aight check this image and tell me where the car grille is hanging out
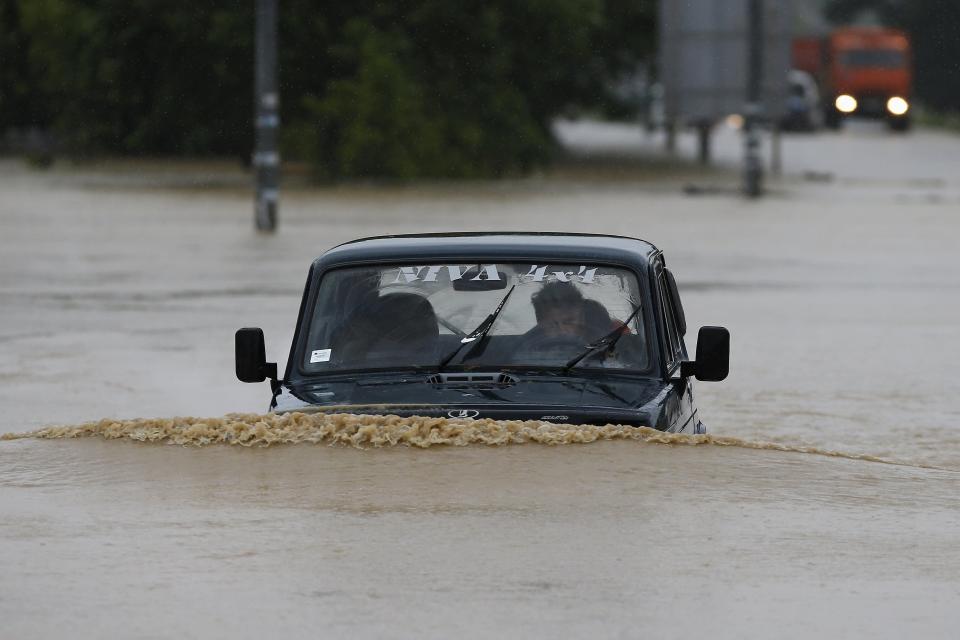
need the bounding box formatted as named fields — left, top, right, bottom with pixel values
left=426, top=372, right=519, bottom=387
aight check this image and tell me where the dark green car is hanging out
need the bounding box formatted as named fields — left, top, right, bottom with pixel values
left=236, top=233, right=729, bottom=432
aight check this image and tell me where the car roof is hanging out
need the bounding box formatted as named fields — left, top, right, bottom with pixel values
left=314, top=232, right=661, bottom=269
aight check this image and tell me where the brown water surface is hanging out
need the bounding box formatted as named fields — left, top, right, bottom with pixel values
left=2, top=434, right=958, bottom=640
left=3, top=122, right=960, bottom=637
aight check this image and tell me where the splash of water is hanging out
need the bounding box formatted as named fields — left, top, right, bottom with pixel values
left=1, top=412, right=942, bottom=470
left=0, top=412, right=648, bottom=447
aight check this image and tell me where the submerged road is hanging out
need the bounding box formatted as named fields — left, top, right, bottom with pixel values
left=1, top=121, right=959, bottom=638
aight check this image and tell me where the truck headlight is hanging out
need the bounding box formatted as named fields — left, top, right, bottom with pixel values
left=835, top=95, right=857, bottom=114
left=886, top=97, right=909, bottom=116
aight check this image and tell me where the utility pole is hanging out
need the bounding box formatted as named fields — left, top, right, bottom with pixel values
left=696, top=121, right=712, bottom=165
left=770, top=122, right=782, bottom=177
left=664, top=120, right=677, bottom=153
left=743, top=0, right=764, bottom=198
left=254, top=0, right=279, bottom=232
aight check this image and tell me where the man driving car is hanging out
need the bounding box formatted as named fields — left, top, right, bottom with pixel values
left=522, top=282, right=630, bottom=366
left=529, top=281, right=590, bottom=339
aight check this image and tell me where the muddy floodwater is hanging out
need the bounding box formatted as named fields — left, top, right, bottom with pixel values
left=2, top=122, right=960, bottom=638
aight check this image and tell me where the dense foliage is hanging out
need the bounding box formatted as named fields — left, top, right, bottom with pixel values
left=0, top=0, right=655, bottom=177
left=0, top=1, right=43, bottom=128
left=825, top=0, right=960, bottom=113
left=2, top=0, right=253, bottom=155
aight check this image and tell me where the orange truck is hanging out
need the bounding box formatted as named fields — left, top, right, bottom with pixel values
left=793, top=27, right=912, bottom=131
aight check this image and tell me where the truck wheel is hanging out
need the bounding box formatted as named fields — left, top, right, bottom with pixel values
left=889, top=116, right=911, bottom=132
left=824, top=109, right=842, bottom=130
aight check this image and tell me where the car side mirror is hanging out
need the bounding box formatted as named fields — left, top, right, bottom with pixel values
left=235, top=328, right=277, bottom=383
left=681, top=326, right=729, bottom=381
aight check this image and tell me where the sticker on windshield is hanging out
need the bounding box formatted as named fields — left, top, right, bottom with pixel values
left=393, top=264, right=501, bottom=284
left=310, top=348, right=332, bottom=363
left=390, top=264, right=600, bottom=285
left=521, top=265, right=597, bottom=284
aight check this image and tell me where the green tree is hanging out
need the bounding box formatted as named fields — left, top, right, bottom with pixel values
left=0, top=0, right=50, bottom=129
left=19, top=0, right=253, bottom=154
left=4, top=0, right=656, bottom=176
left=286, top=0, right=655, bottom=178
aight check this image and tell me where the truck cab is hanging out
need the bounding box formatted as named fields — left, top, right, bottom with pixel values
left=826, top=27, right=912, bottom=130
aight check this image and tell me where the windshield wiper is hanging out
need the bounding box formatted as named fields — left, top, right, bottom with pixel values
left=436, top=316, right=467, bottom=339
left=437, top=285, right=516, bottom=370
left=561, top=304, right=643, bottom=373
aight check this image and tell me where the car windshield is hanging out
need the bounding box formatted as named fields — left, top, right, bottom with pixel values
left=302, top=262, right=650, bottom=374
left=839, top=48, right=906, bottom=69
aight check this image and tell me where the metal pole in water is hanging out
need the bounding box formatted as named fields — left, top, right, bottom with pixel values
left=665, top=120, right=677, bottom=153
left=254, top=0, right=279, bottom=232
left=743, top=0, right=764, bottom=198
left=697, top=121, right=712, bottom=165
left=770, top=122, right=782, bottom=177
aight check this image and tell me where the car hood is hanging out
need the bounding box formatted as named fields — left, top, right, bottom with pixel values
left=274, top=373, right=669, bottom=427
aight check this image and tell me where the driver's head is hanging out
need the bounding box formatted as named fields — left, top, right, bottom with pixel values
left=531, top=281, right=586, bottom=338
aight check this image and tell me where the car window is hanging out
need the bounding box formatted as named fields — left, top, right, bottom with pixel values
left=656, top=269, right=682, bottom=370
left=301, top=262, right=652, bottom=374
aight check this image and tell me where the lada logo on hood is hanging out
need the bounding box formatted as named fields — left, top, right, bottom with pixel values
left=447, top=409, right=480, bottom=419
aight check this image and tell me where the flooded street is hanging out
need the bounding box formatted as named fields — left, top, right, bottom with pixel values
left=3, top=437, right=958, bottom=639
left=3, top=121, right=960, bottom=637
